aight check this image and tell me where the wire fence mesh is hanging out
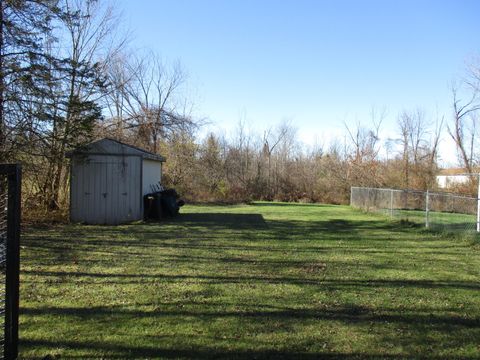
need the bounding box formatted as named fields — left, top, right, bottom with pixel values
left=351, top=186, right=478, bottom=233
left=0, top=176, right=8, bottom=357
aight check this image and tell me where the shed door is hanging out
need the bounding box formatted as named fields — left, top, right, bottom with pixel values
left=71, top=156, right=142, bottom=224
left=105, top=160, right=141, bottom=224
left=71, top=161, right=107, bottom=224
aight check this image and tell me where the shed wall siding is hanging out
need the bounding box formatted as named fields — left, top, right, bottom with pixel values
left=70, top=155, right=142, bottom=224
left=142, top=159, right=162, bottom=195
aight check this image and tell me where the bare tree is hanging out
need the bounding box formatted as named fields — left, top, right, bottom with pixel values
left=428, top=113, right=443, bottom=176
left=398, top=113, right=411, bottom=187
left=105, top=52, right=198, bottom=153
left=224, top=119, right=254, bottom=192
left=261, top=121, right=292, bottom=198
left=344, top=121, right=380, bottom=164
left=343, top=109, right=384, bottom=188
left=397, top=109, right=443, bottom=189
left=448, top=83, right=480, bottom=173
left=102, top=52, right=133, bottom=138
left=344, top=108, right=384, bottom=165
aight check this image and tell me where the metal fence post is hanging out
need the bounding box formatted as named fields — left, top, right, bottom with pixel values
left=390, top=189, right=393, bottom=218
left=425, top=190, right=429, bottom=228
left=4, top=164, right=21, bottom=360
left=477, top=176, right=480, bottom=233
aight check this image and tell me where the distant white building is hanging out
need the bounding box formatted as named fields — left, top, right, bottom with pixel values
left=436, top=168, right=471, bottom=189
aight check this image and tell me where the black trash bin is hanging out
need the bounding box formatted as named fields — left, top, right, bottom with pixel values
left=144, top=188, right=184, bottom=220
left=144, top=192, right=162, bottom=220
left=160, top=189, right=180, bottom=217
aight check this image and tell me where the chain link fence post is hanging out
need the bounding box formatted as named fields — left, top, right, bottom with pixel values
left=477, top=175, right=480, bottom=233
left=425, top=190, right=429, bottom=228
left=0, top=164, right=21, bottom=360
left=390, top=189, right=393, bottom=219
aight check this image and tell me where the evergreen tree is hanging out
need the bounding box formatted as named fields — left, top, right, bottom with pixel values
left=0, top=0, right=59, bottom=160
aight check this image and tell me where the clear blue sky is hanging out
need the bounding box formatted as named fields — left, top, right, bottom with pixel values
left=117, top=0, right=479, bottom=163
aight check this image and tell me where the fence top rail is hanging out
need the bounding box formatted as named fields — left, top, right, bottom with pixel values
left=351, top=187, right=424, bottom=194
left=428, top=192, right=478, bottom=201
left=351, top=186, right=478, bottom=201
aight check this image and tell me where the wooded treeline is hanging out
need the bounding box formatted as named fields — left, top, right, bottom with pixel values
left=1, top=0, right=479, bottom=217
left=138, top=113, right=444, bottom=204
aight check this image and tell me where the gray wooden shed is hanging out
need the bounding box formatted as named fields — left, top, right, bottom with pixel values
left=68, top=138, right=166, bottom=225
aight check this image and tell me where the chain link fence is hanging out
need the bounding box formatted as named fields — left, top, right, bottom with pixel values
left=351, top=186, right=478, bottom=233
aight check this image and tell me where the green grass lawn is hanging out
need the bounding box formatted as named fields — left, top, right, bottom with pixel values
left=20, top=203, right=480, bottom=359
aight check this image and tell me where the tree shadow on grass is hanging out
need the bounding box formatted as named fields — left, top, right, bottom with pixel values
left=176, top=212, right=268, bottom=230
left=24, top=338, right=471, bottom=360
left=22, top=269, right=480, bottom=291
left=21, top=212, right=463, bottom=274
left=250, top=202, right=337, bottom=208
left=24, top=212, right=427, bottom=244
left=164, top=213, right=388, bottom=241
left=20, top=303, right=480, bottom=328
left=20, top=302, right=480, bottom=359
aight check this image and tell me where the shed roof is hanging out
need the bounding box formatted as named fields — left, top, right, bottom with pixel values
left=67, top=138, right=166, bottom=162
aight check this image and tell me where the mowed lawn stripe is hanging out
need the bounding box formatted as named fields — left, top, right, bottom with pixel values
left=20, top=202, right=480, bottom=359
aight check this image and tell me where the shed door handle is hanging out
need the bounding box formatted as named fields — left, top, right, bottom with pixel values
left=102, top=193, right=107, bottom=198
